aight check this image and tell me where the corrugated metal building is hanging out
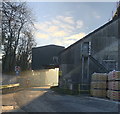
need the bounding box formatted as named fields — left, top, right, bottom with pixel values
left=59, top=16, right=120, bottom=93
left=32, top=45, right=65, bottom=70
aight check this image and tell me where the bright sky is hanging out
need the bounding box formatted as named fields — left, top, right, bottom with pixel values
left=27, top=2, right=117, bottom=48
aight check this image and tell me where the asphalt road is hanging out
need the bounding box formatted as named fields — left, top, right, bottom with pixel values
left=13, top=87, right=120, bottom=113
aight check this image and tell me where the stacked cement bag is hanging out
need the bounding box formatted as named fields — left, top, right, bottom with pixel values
left=91, top=73, right=108, bottom=98
left=107, top=71, right=120, bottom=101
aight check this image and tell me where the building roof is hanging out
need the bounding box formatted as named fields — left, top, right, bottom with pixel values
left=32, top=44, right=65, bottom=50
left=59, top=16, right=120, bottom=55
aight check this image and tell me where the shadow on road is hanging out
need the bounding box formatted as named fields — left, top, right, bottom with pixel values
left=13, top=86, right=55, bottom=112
left=13, top=86, right=120, bottom=113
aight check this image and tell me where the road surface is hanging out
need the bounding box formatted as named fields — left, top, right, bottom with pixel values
left=12, top=86, right=120, bottom=113
left=1, top=90, right=24, bottom=113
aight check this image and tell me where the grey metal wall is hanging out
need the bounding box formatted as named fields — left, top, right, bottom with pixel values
left=118, top=18, right=120, bottom=70
left=59, top=17, right=119, bottom=90
left=32, top=45, right=64, bottom=70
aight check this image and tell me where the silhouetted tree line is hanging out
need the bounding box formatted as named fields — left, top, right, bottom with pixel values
left=113, top=1, right=120, bottom=20
left=2, top=2, right=36, bottom=73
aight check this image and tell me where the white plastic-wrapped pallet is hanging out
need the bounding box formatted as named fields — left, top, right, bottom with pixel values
left=91, top=73, right=108, bottom=81
left=107, top=71, right=120, bottom=101
left=91, top=73, right=108, bottom=98
left=108, top=70, right=120, bottom=81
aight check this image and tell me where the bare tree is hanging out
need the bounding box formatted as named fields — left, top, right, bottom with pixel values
left=2, top=2, right=36, bottom=73
left=17, top=29, right=36, bottom=70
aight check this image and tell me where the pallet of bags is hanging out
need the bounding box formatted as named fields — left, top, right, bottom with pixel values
left=108, top=71, right=120, bottom=81
left=107, top=90, right=120, bottom=101
left=91, top=89, right=107, bottom=97
left=108, top=81, right=120, bottom=90
left=91, top=73, right=107, bottom=81
left=91, top=73, right=108, bottom=98
left=107, top=71, right=120, bottom=101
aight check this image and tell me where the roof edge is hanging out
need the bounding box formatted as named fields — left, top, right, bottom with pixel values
left=32, top=44, right=65, bottom=50
left=59, top=17, right=120, bottom=55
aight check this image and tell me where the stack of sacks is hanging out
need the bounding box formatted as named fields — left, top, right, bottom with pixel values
left=91, top=73, right=108, bottom=98
left=107, top=71, right=120, bottom=101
